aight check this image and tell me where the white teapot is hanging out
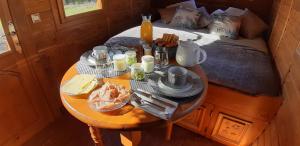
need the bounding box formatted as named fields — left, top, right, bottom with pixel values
left=176, top=40, right=207, bottom=67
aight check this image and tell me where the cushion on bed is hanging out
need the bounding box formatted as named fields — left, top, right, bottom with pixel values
left=208, top=13, right=242, bottom=39
left=159, top=7, right=177, bottom=24
left=224, top=7, right=246, bottom=17
left=211, top=9, right=225, bottom=15
left=167, top=0, right=197, bottom=9
left=197, top=7, right=212, bottom=28
left=170, top=7, right=201, bottom=29
left=240, top=9, right=268, bottom=39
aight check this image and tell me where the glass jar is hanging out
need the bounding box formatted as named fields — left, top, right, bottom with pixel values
left=142, top=55, right=154, bottom=73
left=131, top=63, right=145, bottom=81
left=113, top=54, right=126, bottom=71
left=125, top=51, right=137, bottom=67
left=140, top=15, right=153, bottom=45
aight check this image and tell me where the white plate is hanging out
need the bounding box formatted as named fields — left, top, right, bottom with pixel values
left=88, top=88, right=131, bottom=112
left=157, top=70, right=204, bottom=98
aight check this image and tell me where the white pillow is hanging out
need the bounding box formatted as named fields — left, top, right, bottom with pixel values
left=211, top=9, right=225, bottom=15
left=167, top=0, right=197, bottom=9
left=170, top=7, right=201, bottom=29
left=225, top=7, right=246, bottom=17
left=209, top=13, right=242, bottom=39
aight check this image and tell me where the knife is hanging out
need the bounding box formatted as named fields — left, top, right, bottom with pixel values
left=134, top=91, right=168, bottom=110
left=136, top=88, right=178, bottom=108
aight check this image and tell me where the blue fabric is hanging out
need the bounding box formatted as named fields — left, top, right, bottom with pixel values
left=200, top=41, right=280, bottom=96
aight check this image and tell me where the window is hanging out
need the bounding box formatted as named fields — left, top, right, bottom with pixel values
left=0, top=20, right=10, bottom=54
left=62, top=0, right=102, bottom=17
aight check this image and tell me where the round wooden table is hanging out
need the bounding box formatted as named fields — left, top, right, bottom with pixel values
left=60, top=63, right=208, bottom=146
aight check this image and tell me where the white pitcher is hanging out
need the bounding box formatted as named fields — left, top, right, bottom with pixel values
left=176, top=40, right=207, bottom=67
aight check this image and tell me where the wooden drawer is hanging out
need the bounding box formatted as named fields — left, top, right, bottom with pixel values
left=177, top=106, right=207, bottom=134
left=211, top=113, right=251, bottom=146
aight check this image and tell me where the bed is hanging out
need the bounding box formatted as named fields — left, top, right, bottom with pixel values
left=105, top=20, right=281, bottom=96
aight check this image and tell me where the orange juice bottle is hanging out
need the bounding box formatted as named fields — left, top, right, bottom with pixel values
left=140, top=15, right=153, bottom=45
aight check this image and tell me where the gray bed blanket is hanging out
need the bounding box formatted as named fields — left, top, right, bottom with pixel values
left=199, top=41, right=280, bottom=96
left=104, top=22, right=280, bottom=96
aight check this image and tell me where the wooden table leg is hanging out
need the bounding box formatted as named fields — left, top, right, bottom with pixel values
left=166, top=122, right=173, bottom=141
left=120, top=131, right=141, bottom=146
left=88, top=125, right=104, bottom=146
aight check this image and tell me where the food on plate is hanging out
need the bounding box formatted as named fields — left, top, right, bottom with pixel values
left=154, top=33, right=179, bottom=48
left=88, top=82, right=130, bottom=111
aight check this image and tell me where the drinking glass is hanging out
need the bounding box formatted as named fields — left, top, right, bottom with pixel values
left=154, top=47, right=169, bottom=69
left=94, top=54, right=104, bottom=77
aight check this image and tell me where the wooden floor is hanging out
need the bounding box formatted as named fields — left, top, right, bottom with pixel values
left=23, top=114, right=223, bottom=146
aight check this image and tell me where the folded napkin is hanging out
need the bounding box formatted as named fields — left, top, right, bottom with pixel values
left=61, top=74, right=98, bottom=95
left=130, top=80, right=178, bottom=120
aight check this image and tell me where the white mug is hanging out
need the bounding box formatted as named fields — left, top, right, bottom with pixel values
left=176, top=40, right=207, bottom=67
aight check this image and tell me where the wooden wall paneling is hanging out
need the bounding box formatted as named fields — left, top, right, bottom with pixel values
left=274, top=83, right=300, bottom=146
left=30, top=56, right=61, bottom=117
left=270, top=120, right=280, bottom=146
left=257, top=132, right=265, bottom=146
left=290, top=45, right=300, bottom=92
left=29, top=10, right=57, bottom=51
left=269, top=0, right=294, bottom=54
left=33, top=29, right=57, bottom=50
left=131, top=0, right=151, bottom=25
left=29, top=11, right=56, bottom=33
left=107, top=0, right=137, bottom=36
left=263, top=1, right=300, bottom=145
left=23, top=0, right=51, bottom=14
left=273, top=26, right=298, bottom=80
left=7, top=0, right=37, bottom=56
left=270, top=0, right=282, bottom=27
left=0, top=62, right=53, bottom=145
left=108, top=0, right=131, bottom=12
left=273, top=2, right=300, bottom=80
left=263, top=124, right=272, bottom=146
left=250, top=119, right=280, bottom=146
left=251, top=139, right=258, bottom=146
left=108, top=11, right=133, bottom=36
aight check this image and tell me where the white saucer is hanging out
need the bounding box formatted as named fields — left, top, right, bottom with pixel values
left=157, top=70, right=204, bottom=98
